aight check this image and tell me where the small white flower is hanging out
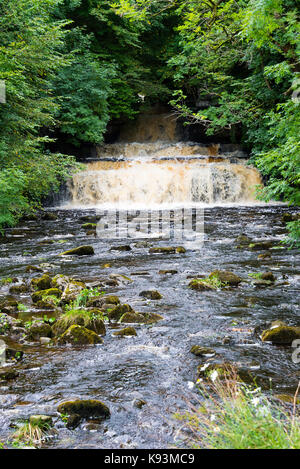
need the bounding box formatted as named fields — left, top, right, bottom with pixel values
left=210, top=414, right=216, bottom=422
left=210, top=370, right=219, bottom=382
left=252, top=397, right=260, bottom=407
left=257, top=405, right=270, bottom=417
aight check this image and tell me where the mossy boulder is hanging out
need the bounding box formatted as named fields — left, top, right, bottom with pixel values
left=31, top=288, right=62, bottom=303
left=209, top=270, right=242, bottom=286
left=0, top=313, right=16, bottom=334
left=139, top=290, right=162, bottom=300
left=188, top=279, right=216, bottom=291
left=120, top=312, right=163, bottom=324
left=110, top=245, right=131, bottom=251
left=261, top=271, right=276, bottom=282
left=113, top=327, right=137, bottom=337
left=87, top=295, right=120, bottom=309
left=31, top=274, right=52, bottom=291
left=257, top=253, right=271, bottom=260
left=248, top=241, right=273, bottom=251
left=159, top=269, right=178, bottom=275
left=190, top=345, right=216, bottom=357
left=81, top=223, right=97, bottom=230
left=60, top=281, right=86, bottom=303
left=9, top=284, right=29, bottom=294
left=261, top=323, right=300, bottom=345
left=41, top=212, right=57, bottom=221
left=57, top=325, right=103, bottom=345
left=57, top=399, right=110, bottom=419
left=107, top=304, right=134, bottom=322
left=26, top=321, right=52, bottom=341
left=149, top=246, right=185, bottom=254
left=235, top=234, right=252, bottom=245
left=0, top=297, right=19, bottom=314
left=53, top=311, right=106, bottom=336
left=25, top=265, right=43, bottom=273
left=61, top=245, right=95, bottom=256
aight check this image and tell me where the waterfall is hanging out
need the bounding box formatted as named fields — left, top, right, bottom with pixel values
left=69, top=141, right=262, bottom=208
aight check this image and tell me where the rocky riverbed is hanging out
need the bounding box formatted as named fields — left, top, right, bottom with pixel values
left=0, top=204, right=299, bottom=448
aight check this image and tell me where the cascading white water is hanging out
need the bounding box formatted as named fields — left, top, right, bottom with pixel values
left=69, top=141, right=262, bottom=208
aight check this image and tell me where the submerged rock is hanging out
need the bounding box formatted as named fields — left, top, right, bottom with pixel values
left=110, top=245, right=131, bottom=251
left=41, top=212, right=57, bottom=221
left=139, top=290, right=162, bottom=300
left=188, top=279, right=216, bottom=291
left=261, top=322, right=300, bottom=345
left=57, top=325, right=103, bottom=345
left=235, top=234, right=252, bottom=245
left=248, top=241, right=273, bottom=251
left=87, top=295, right=120, bottom=309
left=9, top=284, right=29, bottom=294
left=159, top=269, right=178, bottom=275
left=0, top=368, right=19, bottom=381
left=57, top=399, right=110, bottom=419
left=190, top=345, right=216, bottom=357
left=120, top=312, right=163, bottom=324
left=60, top=245, right=95, bottom=256
left=149, top=246, right=185, bottom=254
left=113, top=327, right=137, bottom=337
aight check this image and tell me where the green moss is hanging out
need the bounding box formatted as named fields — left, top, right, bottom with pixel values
left=31, top=288, right=62, bottom=303
left=113, top=326, right=137, bottom=337
left=139, top=290, right=163, bottom=300
left=60, top=245, right=95, bottom=256
left=57, top=325, right=103, bottom=345
left=261, top=325, right=300, bottom=345
left=107, top=304, right=134, bottom=322
left=209, top=270, right=242, bottom=286
left=119, top=312, right=163, bottom=324
left=190, top=345, right=216, bottom=357
left=30, top=274, right=52, bottom=291
left=53, top=310, right=106, bottom=336
left=57, top=399, right=110, bottom=419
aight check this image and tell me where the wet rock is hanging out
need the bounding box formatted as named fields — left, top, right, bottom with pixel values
left=209, top=270, right=242, bottom=286
left=31, top=288, right=62, bottom=303
left=113, top=327, right=137, bottom=337
left=5, top=347, right=24, bottom=361
left=25, top=265, right=43, bottom=273
left=29, top=415, right=53, bottom=429
left=0, top=368, right=19, bottom=381
left=81, top=223, right=97, bottom=230
left=120, top=312, right=163, bottom=324
left=107, top=304, right=134, bottom=322
left=40, top=337, right=52, bottom=345
left=57, top=399, right=110, bottom=419
left=0, top=313, right=16, bottom=334
left=60, top=281, right=86, bottom=303
left=9, top=284, right=29, bottom=294
left=109, top=274, right=133, bottom=285
left=0, top=297, right=19, bottom=314
left=133, top=399, right=146, bottom=409
left=188, top=279, right=216, bottom=291
left=66, top=413, right=82, bottom=429
left=41, top=212, right=57, bottom=221
left=87, top=295, right=120, bottom=309
left=281, top=213, right=300, bottom=224
left=190, top=345, right=216, bottom=357
left=159, top=270, right=178, bottom=275
left=61, top=245, right=95, bottom=256
left=257, top=253, right=271, bottom=260
left=261, top=272, right=276, bottom=282
left=26, top=321, right=52, bottom=341
left=131, top=271, right=150, bottom=276
left=235, top=234, right=252, bottom=245
left=248, top=241, right=273, bottom=251
left=110, top=245, right=131, bottom=252
left=252, top=279, right=274, bottom=288
left=53, top=311, right=106, bottom=336
left=149, top=246, right=185, bottom=254
left=261, top=322, right=300, bottom=345
left=31, top=274, right=52, bottom=291
left=35, top=299, right=57, bottom=310
left=134, top=241, right=152, bottom=248
left=139, top=290, right=162, bottom=300
left=57, top=325, right=103, bottom=345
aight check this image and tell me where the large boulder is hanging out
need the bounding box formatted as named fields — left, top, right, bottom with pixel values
left=113, top=327, right=137, bottom=337
left=107, top=304, right=134, bottom=322
left=31, top=288, right=62, bottom=303
left=30, top=274, right=52, bottom=291
left=57, top=325, right=103, bottom=345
